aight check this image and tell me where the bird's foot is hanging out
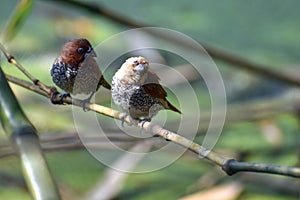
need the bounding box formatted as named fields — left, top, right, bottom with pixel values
left=120, top=114, right=139, bottom=127
left=139, top=118, right=151, bottom=128
left=138, top=118, right=168, bottom=140
left=120, top=113, right=127, bottom=127
left=59, top=93, right=71, bottom=104
left=51, top=91, right=70, bottom=105
left=50, top=90, right=60, bottom=104
left=81, top=93, right=94, bottom=112
left=136, top=118, right=151, bottom=135
left=120, top=113, right=133, bottom=127
left=81, top=98, right=91, bottom=112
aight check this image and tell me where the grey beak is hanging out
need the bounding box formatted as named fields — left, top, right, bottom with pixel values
left=86, top=47, right=97, bottom=57
left=134, top=63, right=145, bottom=72
left=88, top=49, right=97, bottom=57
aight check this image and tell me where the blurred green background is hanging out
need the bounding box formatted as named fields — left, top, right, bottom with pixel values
left=0, top=0, right=300, bottom=199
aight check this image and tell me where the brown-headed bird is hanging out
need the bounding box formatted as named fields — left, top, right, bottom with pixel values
left=50, top=38, right=111, bottom=107
left=112, top=56, right=181, bottom=124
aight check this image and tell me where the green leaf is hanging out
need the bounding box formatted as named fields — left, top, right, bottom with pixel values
left=2, top=0, right=34, bottom=42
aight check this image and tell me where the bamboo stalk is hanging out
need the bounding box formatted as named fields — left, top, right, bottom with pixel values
left=0, top=68, right=61, bottom=200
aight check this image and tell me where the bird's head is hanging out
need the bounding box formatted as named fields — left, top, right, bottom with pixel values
left=125, top=56, right=149, bottom=73
left=60, top=38, right=96, bottom=66
left=117, top=56, right=150, bottom=84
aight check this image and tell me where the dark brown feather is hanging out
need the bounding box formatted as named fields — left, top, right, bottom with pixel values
left=142, top=69, right=167, bottom=99
left=166, top=100, right=182, bottom=114
left=142, top=69, right=181, bottom=114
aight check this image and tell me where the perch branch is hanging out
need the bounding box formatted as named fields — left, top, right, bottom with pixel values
left=1, top=43, right=300, bottom=178
left=0, top=43, right=55, bottom=94
left=0, top=67, right=61, bottom=199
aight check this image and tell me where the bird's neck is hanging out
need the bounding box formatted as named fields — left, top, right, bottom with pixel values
left=60, top=55, right=80, bottom=68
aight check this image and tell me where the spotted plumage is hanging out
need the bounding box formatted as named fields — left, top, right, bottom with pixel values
left=112, top=56, right=181, bottom=122
left=51, top=60, right=77, bottom=94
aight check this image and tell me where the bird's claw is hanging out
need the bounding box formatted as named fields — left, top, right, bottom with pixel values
left=81, top=99, right=91, bottom=112
left=139, top=118, right=151, bottom=128
left=80, top=93, right=95, bottom=111
left=59, top=93, right=71, bottom=104
left=120, top=113, right=127, bottom=127
left=51, top=91, right=70, bottom=105
left=120, top=113, right=137, bottom=127
left=50, top=91, right=60, bottom=104
left=139, top=118, right=164, bottom=139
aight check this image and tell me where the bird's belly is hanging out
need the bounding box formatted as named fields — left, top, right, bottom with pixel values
left=111, top=83, right=135, bottom=111
left=72, top=64, right=101, bottom=95
left=112, top=79, right=164, bottom=119
left=129, top=89, right=163, bottom=119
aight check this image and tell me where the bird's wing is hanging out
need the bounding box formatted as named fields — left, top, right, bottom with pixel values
left=142, top=69, right=167, bottom=99
left=81, top=56, right=102, bottom=77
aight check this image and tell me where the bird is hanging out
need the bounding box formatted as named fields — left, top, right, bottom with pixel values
left=111, top=56, right=181, bottom=124
left=50, top=38, right=111, bottom=108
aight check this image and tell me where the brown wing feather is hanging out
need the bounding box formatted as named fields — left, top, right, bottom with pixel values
left=82, top=57, right=111, bottom=90
left=142, top=70, right=181, bottom=114
left=142, top=70, right=167, bottom=99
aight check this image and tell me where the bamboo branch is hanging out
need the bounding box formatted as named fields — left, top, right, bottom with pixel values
left=48, top=0, right=300, bottom=86
left=0, top=68, right=61, bottom=200
left=1, top=43, right=300, bottom=178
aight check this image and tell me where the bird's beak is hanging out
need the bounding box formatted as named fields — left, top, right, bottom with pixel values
left=86, top=47, right=97, bottom=57
left=88, top=49, right=97, bottom=57
left=134, top=63, right=146, bottom=72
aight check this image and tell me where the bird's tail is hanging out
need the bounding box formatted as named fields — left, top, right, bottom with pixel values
left=99, top=76, right=111, bottom=90
left=167, top=101, right=182, bottom=114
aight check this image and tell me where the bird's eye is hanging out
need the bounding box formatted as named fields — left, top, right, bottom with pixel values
left=87, top=47, right=92, bottom=53
left=77, top=47, right=85, bottom=54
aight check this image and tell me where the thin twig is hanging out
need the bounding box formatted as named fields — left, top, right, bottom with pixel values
left=5, top=74, right=48, bottom=97
left=5, top=73, right=300, bottom=178
left=0, top=43, right=54, bottom=95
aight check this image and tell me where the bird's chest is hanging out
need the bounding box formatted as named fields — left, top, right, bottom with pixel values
left=112, top=77, right=136, bottom=106
left=51, top=62, right=77, bottom=93
left=51, top=62, right=99, bottom=95
left=73, top=66, right=100, bottom=95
